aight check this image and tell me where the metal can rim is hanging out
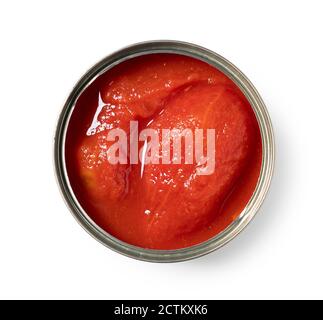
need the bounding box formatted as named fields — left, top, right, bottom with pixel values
left=54, top=40, right=275, bottom=262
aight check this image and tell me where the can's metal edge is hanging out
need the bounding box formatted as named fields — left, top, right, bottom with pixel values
left=54, top=40, right=275, bottom=262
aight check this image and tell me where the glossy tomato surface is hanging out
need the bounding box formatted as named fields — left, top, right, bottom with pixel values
left=65, top=54, right=262, bottom=249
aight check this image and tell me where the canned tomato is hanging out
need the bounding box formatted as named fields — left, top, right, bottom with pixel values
left=54, top=40, right=274, bottom=262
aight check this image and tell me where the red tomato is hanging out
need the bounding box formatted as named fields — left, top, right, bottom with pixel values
left=65, top=54, right=262, bottom=249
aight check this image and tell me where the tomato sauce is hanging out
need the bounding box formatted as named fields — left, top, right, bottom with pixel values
left=65, top=53, right=262, bottom=250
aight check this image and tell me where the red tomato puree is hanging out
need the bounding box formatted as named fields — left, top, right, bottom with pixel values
left=65, top=53, right=262, bottom=250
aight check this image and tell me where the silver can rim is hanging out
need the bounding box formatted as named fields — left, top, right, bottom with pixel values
left=54, top=40, right=275, bottom=263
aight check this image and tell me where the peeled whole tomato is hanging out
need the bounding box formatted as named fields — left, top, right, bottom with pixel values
left=65, top=54, right=262, bottom=249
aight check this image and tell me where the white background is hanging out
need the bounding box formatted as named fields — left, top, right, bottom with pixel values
left=0, top=0, right=322, bottom=300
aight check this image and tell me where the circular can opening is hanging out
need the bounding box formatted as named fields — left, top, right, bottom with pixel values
left=54, top=41, right=274, bottom=262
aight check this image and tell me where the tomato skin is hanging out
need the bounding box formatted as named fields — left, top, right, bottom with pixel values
left=65, top=54, right=262, bottom=250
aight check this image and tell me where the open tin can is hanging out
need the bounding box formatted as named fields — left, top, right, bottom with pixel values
left=54, top=40, right=274, bottom=262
